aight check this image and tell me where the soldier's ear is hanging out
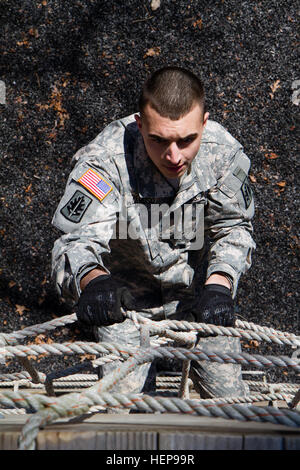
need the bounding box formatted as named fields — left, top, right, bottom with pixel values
left=203, top=112, right=209, bottom=126
left=134, top=114, right=142, bottom=130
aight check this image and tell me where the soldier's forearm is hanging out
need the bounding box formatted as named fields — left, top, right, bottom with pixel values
left=205, top=272, right=232, bottom=290
left=80, top=268, right=108, bottom=291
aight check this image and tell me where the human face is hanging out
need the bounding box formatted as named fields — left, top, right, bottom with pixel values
left=135, top=103, right=209, bottom=179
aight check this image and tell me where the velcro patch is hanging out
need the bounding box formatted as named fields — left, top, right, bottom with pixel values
left=78, top=169, right=113, bottom=202
left=241, top=177, right=253, bottom=209
left=61, top=190, right=92, bottom=223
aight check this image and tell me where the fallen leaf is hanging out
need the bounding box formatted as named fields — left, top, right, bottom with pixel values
left=242, top=340, right=259, bottom=349
left=80, top=354, right=96, bottom=362
left=269, top=79, right=281, bottom=99
left=17, top=40, right=30, bottom=47
left=49, top=85, right=70, bottom=127
left=143, top=46, right=161, bottom=58
left=276, top=181, right=286, bottom=188
left=47, top=130, right=57, bottom=140
left=34, top=335, right=53, bottom=345
left=36, top=103, right=50, bottom=111
left=34, top=334, right=46, bottom=344
left=37, top=354, right=48, bottom=362
left=192, top=18, right=203, bottom=29
left=15, top=96, right=27, bottom=104
left=270, top=79, right=281, bottom=94
left=28, top=28, right=39, bottom=38
left=15, top=304, right=29, bottom=316
left=265, top=152, right=279, bottom=160
left=249, top=174, right=257, bottom=183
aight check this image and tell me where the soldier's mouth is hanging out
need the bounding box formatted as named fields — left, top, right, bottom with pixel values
left=164, top=163, right=185, bottom=174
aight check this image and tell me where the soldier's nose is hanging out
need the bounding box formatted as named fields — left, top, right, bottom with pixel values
left=165, top=143, right=181, bottom=165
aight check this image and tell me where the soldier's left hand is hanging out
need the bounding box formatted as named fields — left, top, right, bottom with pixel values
left=195, top=284, right=235, bottom=326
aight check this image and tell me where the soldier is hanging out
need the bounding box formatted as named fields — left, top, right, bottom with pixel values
left=51, top=66, right=255, bottom=401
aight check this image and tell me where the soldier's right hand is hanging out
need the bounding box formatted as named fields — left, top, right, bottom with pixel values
left=77, top=275, right=132, bottom=327
left=194, top=284, right=235, bottom=327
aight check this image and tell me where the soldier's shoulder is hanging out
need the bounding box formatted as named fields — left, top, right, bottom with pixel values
left=72, top=114, right=138, bottom=165
left=198, top=120, right=247, bottom=180
left=93, top=113, right=138, bottom=149
left=202, top=120, right=242, bottom=148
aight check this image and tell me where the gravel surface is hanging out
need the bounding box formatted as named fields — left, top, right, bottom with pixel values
left=0, top=0, right=299, bottom=384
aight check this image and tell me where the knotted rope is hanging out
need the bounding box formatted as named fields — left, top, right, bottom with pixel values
left=0, top=310, right=299, bottom=450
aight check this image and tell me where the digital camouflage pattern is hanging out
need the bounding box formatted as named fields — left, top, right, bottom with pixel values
left=51, top=115, right=255, bottom=398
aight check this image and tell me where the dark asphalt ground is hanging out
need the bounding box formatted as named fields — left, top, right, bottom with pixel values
left=0, top=1, right=299, bottom=383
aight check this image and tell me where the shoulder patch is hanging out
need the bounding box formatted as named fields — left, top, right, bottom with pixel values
left=60, top=190, right=92, bottom=223
left=241, top=177, right=253, bottom=209
left=77, top=169, right=113, bottom=202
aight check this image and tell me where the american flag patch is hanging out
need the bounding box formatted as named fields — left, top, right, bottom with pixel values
left=77, top=169, right=113, bottom=202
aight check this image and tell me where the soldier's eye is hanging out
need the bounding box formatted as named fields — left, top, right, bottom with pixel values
left=151, top=136, right=168, bottom=144
left=178, top=137, right=194, bottom=147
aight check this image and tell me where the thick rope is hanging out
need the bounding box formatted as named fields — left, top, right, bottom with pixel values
left=17, top=343, right=300, bottom=449
left=0, top=341, right=299, bottom=371
left=1, top=311, right=299, bottom=347
left=245, top=380, right=300, bottom=394
left=0, top=314, right=77, bottom=346
left=1, top=375, right=299, bottom=396
left=0, top=388, right=296, bottom=415
left=0, top=341, right=300, bottom=373
left=0, top=311, right=299, bottom=449
left=126, top=311, right=300, bottom=347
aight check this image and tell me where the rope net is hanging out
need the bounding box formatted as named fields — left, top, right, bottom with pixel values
left=0, top=310, right=299, bottom=450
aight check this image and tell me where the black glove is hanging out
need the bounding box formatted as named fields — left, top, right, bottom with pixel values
left=77, top=275, right=132, bottom=327
left=195, top=284, right=235, bottom=327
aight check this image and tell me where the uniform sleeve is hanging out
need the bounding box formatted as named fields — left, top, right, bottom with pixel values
left=51, top=159, right=121, bottom=306
left=205, top=148, right=256, bottom=297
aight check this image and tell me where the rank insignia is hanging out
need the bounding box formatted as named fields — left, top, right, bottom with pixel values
left=77, top=169, right=113, bottom=202
left=60, top=190, right=92, bottom=223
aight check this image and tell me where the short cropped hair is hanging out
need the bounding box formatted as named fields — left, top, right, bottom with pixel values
left=138, top=66, right=205, bottom=120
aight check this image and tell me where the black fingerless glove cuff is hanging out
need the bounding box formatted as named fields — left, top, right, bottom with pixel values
left=82, top=274, right=112, bottom=294
left=203, top=284, right=232, bottom=297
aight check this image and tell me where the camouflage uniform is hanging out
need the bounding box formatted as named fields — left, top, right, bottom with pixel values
left=51, top=115, right=255, bottom=398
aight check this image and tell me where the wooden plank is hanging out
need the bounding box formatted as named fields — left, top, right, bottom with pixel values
left=285, top=435, right=300, bottom=450
left=104, top=431, right=157, bottom=450
left=37, top=430, right=156, bottom=450
left=159, top=432, right=243, bottom=450
left=38, top=431, right=99, bottom=450
left=1, top=413, right=300, bottom=450
left=0, top=431, right=19, bottom=451
left=244, top=435, right=284, bottom=450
